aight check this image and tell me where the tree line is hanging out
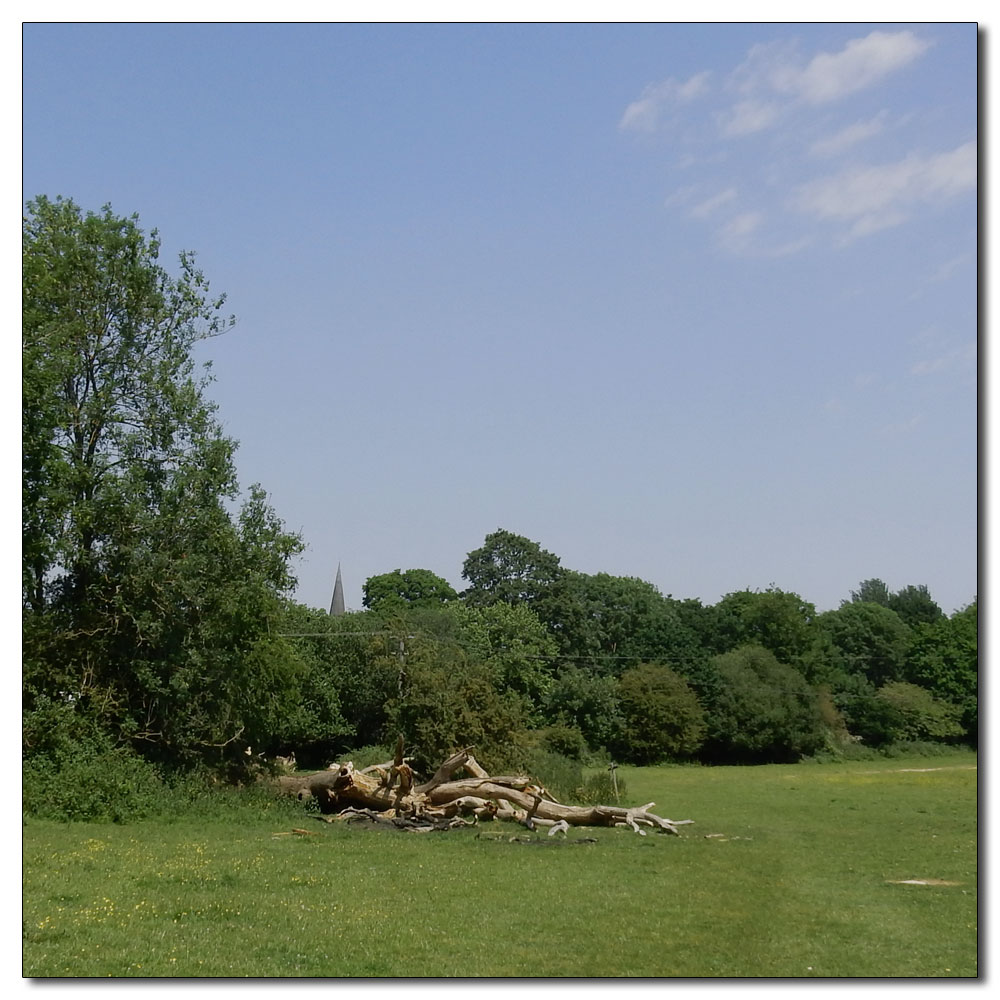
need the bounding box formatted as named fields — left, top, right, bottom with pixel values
left=22, top=197, right=977, bottom=790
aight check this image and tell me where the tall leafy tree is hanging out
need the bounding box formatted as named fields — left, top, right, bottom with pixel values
left=847, top=578, right=891, bottom=606
left=461, top=529, right=563, bottom=606
left=535, top=571, right=703, bottom=674
left=362, top=568, right=457, bottom=612
left=541, top=665, right=623, bottom=752
left=444, top=601, right=557, bottom=715
left=23, top=196, right=303, bottom=765
left=816, top=602, right=912, bottom=687
left=888, top=584, right=944, bottom=628
left=714, top=587, right=817, bottom=666
left=904, top=599, right=978, bottom=740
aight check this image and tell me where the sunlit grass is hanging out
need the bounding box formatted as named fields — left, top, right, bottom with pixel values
left=23, top=751, right=977, bottom=977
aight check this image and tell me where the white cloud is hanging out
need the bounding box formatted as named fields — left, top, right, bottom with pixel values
left=717, top=31, right=930, bottom=139
left=717, top=211, right=764, bottom=253
left=880, top=414, right=922, bottom=437
left=730, top=31, right=930, bottom=107
left=717, top=99, right=781, bottom=137
left=790, top=141, right=976, bottom=239
left=791, top=31, right=931, bottom=105
left=929, top=255, right=970, bottom=282
left=619, top=71, right=711, bottom=131
left=809, top=112, right=889, bottom=157
left=690, top=187, right=737, bottom=218
left=909, top=341, right=976, bottom=376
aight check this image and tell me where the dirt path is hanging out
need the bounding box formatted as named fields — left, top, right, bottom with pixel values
left=858, top=765, right=978, bottom=774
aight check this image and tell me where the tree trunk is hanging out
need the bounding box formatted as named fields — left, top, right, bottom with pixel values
left=279, top=748, right=692, bottom=836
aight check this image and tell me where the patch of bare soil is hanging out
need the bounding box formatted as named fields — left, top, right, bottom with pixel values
left=886, top=879, right=963, bottom=886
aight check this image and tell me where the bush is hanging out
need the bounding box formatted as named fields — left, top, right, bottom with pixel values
left=574, top=770, right=629, bottom=806
left=614, top=663, right=706, bottom=764
left=23, top=741, right=166, bottom=823
left=542, top=666, right=623, bottom=752
left=700, top=646, right=825, bottom=763
left=881, top=740, right=970, bottom=760
left=876, top=681, right=965, bottom=744
left=387, top=652, right=533, bottom=774
left=521, top=749, right=584, bottom=803
left=536, top=724, right=589, bottom=761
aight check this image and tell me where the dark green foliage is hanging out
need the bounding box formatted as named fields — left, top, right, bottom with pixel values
left=713, top=587, right=817, bottom=665
left=888, top=584, right=944, bottom=627
left=283, top=608, right=397, bottom=763
left=23, top=701, right=165, bottom=822
left=520, top=749, right=584, bottom=802
left=22, top=196, right=304, bottom=769
left=671, top=598, right=734, bottom=657
left=535, top=571, right=704, bottom=673
left=461, top=529, right=563, bottom=606
left=362, top=568, right=457, bottom=612
left=542, top=665, right=623, bottom=752
left=848, top=578, right=892, bottom=606
left=830, top=673, right=902, bottom=748
left=386, top=644, right=532, bottom=774
left=816, top=602, right=912, bottom=686
left=535, top=723, right=589, bottom=761
left=22, top=747, right=166, bottom=824
left=700, top=645, right=824, bottom=763
left=613, top=663, right=706, bottom=764
left=444, top=601, right=558, bottom=716
left=904, top=600, right=978, bottom=741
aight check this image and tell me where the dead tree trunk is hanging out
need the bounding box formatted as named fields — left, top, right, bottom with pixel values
left=281, top=747, right=692, bottom=836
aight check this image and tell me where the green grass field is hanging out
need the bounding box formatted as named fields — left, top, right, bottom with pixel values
left=22, top=751, right=978, bottom=978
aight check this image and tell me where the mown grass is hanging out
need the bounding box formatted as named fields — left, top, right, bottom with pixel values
left=22, top=751, right=977, bottom=978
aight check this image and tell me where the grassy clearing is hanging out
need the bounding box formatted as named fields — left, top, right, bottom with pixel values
left=23, top=751, right=977, bottom=978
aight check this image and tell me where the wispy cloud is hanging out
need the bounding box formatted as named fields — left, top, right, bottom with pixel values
left=909, top=341, right=976, bottom=376
left=690, top=187, right=737, bottom=218
left=809, top=112, right=889, bottom=157
left=717, top=211, right=764, bottom=253
left=619, top=71, right=711, bottom=131
left=716, top=99, right=781, bottom=137
left=880, top=414, right=922, bottom=437
left=620, top=28, right=968, bottom=254
left=929, top=254, right=971, bottom=282
left=791, top=141, right=976, bottom=240
left=782, top=31, right=931, bottom=104
left=722, top=31, right=929, bottom=128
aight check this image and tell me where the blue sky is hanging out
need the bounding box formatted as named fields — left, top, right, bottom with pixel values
left=22, top=21, right=978, bottom=615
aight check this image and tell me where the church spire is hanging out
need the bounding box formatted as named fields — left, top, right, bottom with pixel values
left=329, top=563, right=345, bottom=616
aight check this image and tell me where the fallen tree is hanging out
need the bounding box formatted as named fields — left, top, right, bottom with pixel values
left=276, top=743, right=693, bottom=836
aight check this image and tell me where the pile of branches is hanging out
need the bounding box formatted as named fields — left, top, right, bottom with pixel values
left=277, top=741, right=692, bottom=836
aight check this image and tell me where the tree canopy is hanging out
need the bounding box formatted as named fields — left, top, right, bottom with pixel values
left=23, top=196, right=304, bottom=766
left=461, top=529, right=563, bottom=606
left=362, top=568, right=457, bottom=612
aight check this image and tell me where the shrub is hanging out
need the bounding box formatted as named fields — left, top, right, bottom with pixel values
left=614, top=663, right=706, bottom=764
left=881, top=740, right=970, bottom=759
left=521, top=749, right=584, bottom=803
left=387, top=651, right=532, bottom=773
left=700, top=645, right=825, bottom=763
left=23, top=741, right=166, bottom=823
left=542, top=666, right=623, bottom=752
left=832, top=673, right=902, bottom=747
left=537, top=724, right=589, bottom=761
left=876, top=682, right=965, bottom=743
left=574, top=770, right=629, bottom=806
